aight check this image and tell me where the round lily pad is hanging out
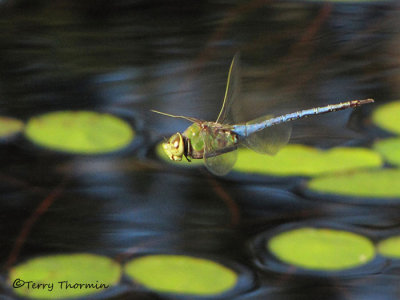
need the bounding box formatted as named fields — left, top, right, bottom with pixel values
left=307, top=169, right=400, bottom=199
left=377, top=236, right=400, bottom=259
left=25, top=111, right=134, bottom=154
left=372, top=101, right=400, bottom=135
left=309, top=0, right=387, bottom=2
left=0, top=116, right=24, bottom=139
left=268, top=227, right=375, bottom=271
left=124, top=255, right=238, bottom=296
left=8, top=253, right=121, bottom=299
left=233, top=145, right=382, bottom=177
left=373, top=138, right=400, bottom=166
left=156, top=142, right=203, bottom=167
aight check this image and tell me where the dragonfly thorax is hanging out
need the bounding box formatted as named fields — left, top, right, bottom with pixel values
left=184, top=122, right=238, bottom=160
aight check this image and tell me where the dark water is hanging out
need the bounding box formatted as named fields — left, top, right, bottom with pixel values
left=0, top=1, right=400, bottom=299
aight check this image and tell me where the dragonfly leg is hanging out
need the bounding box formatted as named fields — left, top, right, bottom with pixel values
left=184, top=138, right=192, bottom=162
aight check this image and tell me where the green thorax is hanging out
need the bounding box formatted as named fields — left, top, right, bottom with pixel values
left=183, top=122, right=238, bottom=159
left=183, top=123, right=204, bottom=153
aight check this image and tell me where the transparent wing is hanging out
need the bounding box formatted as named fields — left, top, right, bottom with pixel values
left=215, top=53, right=241, bottom=125
left=216, top=54, right=291, bottom=155
left=242, top=115, right=292, bottom=155
left=200, top=126, right=237, bottom=176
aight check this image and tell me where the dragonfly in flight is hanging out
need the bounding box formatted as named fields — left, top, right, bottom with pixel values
left=152, top=54, right=374, bottom=176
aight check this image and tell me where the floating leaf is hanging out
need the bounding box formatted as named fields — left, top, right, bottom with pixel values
left=8, top=253, right=121, bottom=299
left=305, top=0, right=393, bottom=2
left=268, top=227, right=375, bottom=271
left=156, top=142, right=203, bottom=167
left=233, top=145, right=382, bottom=177
left=124, top=255, right=237, bottom=296
left=377, top=236, right=400, bottom=258
left=25, top=111, right=134, bottom=154
left=372, top=101, right=400, bottom=135
left=0, top=116, right=24, bottom=139
left=373, top=138, right=400, bottom=166
left=307, top=169, right=400, bottom=198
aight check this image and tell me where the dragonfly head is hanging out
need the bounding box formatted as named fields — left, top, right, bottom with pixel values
left=162, top=132, right=185, bottom=161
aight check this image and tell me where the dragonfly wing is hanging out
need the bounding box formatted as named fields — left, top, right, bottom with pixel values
left=216, top=53, right=241, bottom=125
left=200, top=126, right=238, bottom=176
left=242, top=115, right=292, bottom=155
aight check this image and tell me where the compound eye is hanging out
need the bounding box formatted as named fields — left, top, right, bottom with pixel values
left=170, top=134, right=181, bottom=149
left=165, top=133, right=184, bottom=159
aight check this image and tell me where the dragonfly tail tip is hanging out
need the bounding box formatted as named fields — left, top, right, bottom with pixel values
left=361, top=98, right=375, bottom=105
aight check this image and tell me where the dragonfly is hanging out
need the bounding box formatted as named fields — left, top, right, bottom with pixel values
left=152, top=54, right=374, bottom=176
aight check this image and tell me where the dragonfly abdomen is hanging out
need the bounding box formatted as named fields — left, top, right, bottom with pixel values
left=233, top=99, right=374, bottom=136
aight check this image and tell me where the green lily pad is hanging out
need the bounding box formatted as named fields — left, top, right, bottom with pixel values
left=377, top=236, right=400, bottom=258
left=268, top=227, right=375, bottom=271
left=124, top=255, right=237, bottom=296
left=156, top=142, right=203, bottom=167
left=309, top=0, right=388, bottom=2
left=25, top=111, right=134, bottom=154
left=8, top=253, right=121, bottom=299
left=0, top=116, right=24, bottom=139
left=372, top=101, right=400, bottom=135
left=373, top=138, right=400, bottom=166
left=233, top=145, right=382, bottom=177
left=307, top=169, right=400, bottom=198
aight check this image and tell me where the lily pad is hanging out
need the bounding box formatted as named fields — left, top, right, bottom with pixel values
left=25, top=111, right=134, bottom=154
left=156, top=142, right=203, bottom=167
left=307, top=169, right=400, bottom=198
left=124, top=254, right=237, bottom=296
left=268, top=227, right=375, bottom=271
left=0, top=116, right=24, bottom=139
left=372, top=101, right=400, bottom=135
left=233, top=145, right=382, bottom=177
left=377, top=236, right=400, bottom=258
left=310, top=0, right=389, bottom=2
left=8, top=253, right=121, bottom=299
left=373, top=138, right=400, bottom=166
